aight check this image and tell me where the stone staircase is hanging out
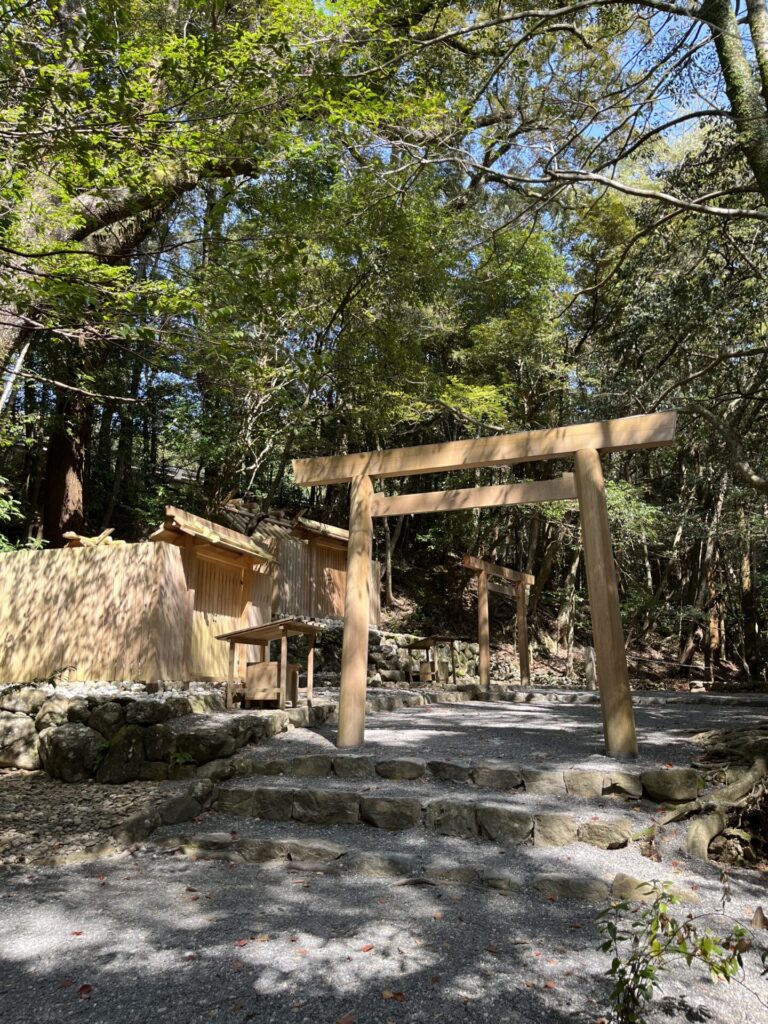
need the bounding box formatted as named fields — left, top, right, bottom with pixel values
left=148, top=750, right=705, bottom=904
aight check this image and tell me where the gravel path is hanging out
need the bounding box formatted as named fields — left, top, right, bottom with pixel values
left=251, top=699, right=766, bottom=771
left=2, top=699, right=767, bottom=1024
left=0, top=849, right=766, bottom=1024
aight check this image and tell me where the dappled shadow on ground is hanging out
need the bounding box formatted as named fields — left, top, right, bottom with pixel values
left=279, top=701, right=761, bottom=770
left=2, top=850, right=765, bottom=1024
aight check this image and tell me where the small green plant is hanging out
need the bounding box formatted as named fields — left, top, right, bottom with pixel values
left=169, top=751, right=194, bottom=767
left=596, top=882, right=762, bottom=1024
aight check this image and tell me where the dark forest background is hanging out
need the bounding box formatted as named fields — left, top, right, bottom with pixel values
left=3, top=1, right=768, bottom=678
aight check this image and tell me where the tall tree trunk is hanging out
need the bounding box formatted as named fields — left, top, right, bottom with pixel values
left=679, top=474, right=728, bottom=665
left=740, top=506, right=760, bottom=674
left=42, top=396, right=93, bottom=545
left=556, top=546, right=581, bottom=649
left=101, top=361, right=141, bottom=528
left=702, top=0, right=768, bottom=204
left=382, top=515, right=404, bottom=608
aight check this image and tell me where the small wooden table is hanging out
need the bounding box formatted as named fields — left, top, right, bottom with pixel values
left=217, top=619, right=321, bottom=710
left=406, top=635, right=464, bottom=686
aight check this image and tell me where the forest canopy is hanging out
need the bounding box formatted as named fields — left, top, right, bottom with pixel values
left=2, top=0, right=768, bottom=677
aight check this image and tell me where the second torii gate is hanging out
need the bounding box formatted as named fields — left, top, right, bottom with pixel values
left=292, top=411, right=677, bottom=759
left=461, top=555, right=535, bottom=687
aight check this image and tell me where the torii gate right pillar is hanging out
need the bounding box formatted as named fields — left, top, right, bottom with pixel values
left=574, top=448, right=638, bottom=759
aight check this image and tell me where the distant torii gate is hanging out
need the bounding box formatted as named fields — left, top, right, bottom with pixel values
left=292, top=411, right=677, bottom=759
left=462, top=555, right=535, bottom=688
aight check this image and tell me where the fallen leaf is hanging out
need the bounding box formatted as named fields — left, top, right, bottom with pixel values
left=185, top=886, right=198, bottom=893
left=78, top=984, right=93, bottom=1000
left=752, top=906, right=767, bottom=929
left=336, top=1013, right=356, bottom=1024
left=433, top=911, right=444, bottom=921
left=360, top=943, right=374, bottom=953
left=234, top=939, right=249, bottom=948
left=544, top=980, right=556, bottom=989
left=524, top=980, right=536, bottom=989
left=569, top=922, right=581, bottom=929
left=382, top=991, right=407, bottom=1002
left=184, top=953, right=198, bottom=961
left=296, top=948, right=308, bottom=957
left=70, top=931, right=83, bottom=937
left=257, top=933, right=270, bottom=942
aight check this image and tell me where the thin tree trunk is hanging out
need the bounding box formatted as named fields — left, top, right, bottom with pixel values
left=556, top=547, right=581, bottom=646
left=382, top=515, right=404, bottom=608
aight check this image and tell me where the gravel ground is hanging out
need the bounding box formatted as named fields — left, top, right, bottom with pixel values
left=248, top=700, right=766, bottom=771
left=0, top=770, right=173, bottom=868
left=0, top=848, right=766, bottom=1024
left=1, top=699, right=767, bottom=1024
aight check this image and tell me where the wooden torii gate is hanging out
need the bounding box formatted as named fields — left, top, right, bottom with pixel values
left=292, top=411, right=677, bottom=759
left=462, top=555, right=535, bottom=687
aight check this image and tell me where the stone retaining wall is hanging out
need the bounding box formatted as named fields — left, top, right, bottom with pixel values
left=0, top=683, right=430, bottom=784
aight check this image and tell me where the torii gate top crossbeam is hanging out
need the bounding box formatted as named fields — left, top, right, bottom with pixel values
left=292, top=412, right=676, bottom=487
left=462, top=554, right=535, bottom=587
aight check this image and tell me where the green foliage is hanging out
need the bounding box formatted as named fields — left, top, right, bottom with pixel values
left=597, top=884, right=758, bottom=1024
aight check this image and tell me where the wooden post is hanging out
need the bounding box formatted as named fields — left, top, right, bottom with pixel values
left=450, top=642, right=457, bottom=685
left=226, top=641, right=236, bottom=709
left=516, top=583, right=530, bottom=686
left=432, top=641, right=439, bottom=683
left=477, top=569, right=490, bottom=688
left=278, top=632, right=288, bottom=711
left=574, top=448, right=638, bottom=758
left=306, top=634, right=314, bottom=706
left=337, top=473, right=374, bottom=747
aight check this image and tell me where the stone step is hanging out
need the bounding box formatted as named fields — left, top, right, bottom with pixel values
left=211, top=775, right=654, bottom=850
left=203, top=747, right=702, bottom=805
left=148, top=815, right=695, bottom=906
